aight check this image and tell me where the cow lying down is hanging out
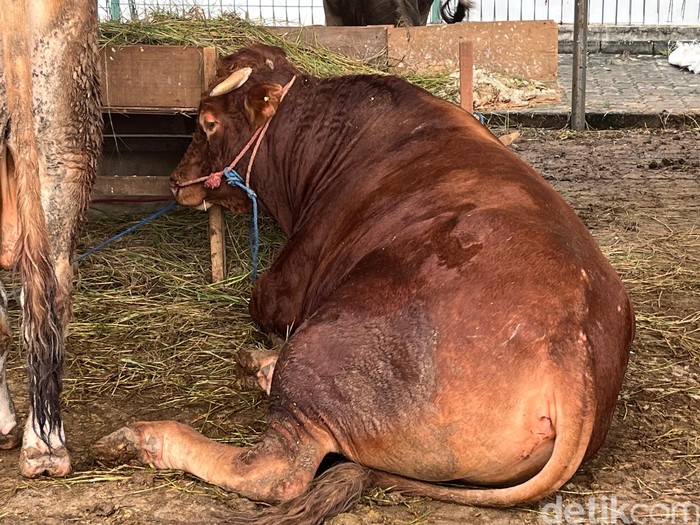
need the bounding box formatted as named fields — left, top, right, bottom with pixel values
left=95, top=44, right=635, bottom=523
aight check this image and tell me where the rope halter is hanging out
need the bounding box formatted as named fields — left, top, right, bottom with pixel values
left=174, top=74, right=297, bottom=280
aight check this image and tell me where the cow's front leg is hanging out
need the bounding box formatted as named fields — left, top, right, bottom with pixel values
left=240, top=348, right=279, bottom=395
left=248, top=236, right=316, bottom=336
left=240, top=333, right=286, bottom=395
left=94, top=420, right=330, bottom=504
left=0, top=285, right=21, bottom=450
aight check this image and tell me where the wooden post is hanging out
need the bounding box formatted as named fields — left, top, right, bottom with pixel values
left=203, top=47, right=227, bottom=282
left=459, top=41, right=474, bottom=113
left=571, top=0, right=588, bottom=130
left=207, top=204, right=226, bottom=282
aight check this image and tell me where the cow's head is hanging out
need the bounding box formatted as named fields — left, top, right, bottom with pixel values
left=170, top=44, right=295, bottom=213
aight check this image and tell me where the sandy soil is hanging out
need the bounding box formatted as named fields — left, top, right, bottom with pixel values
left=0, top=128, right=698, bottom=524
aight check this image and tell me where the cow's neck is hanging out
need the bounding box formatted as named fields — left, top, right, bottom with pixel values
left=247, top=77, right=389, bottom=237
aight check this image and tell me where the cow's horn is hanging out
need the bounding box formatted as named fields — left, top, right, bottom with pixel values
left=209, top=67, right=252, bottom=97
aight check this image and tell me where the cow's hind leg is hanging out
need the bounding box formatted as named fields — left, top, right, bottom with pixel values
left=0, top=284, right=21, bottom=450
left=15, top=0, right=101, bottom=478
left=94, top=419, right=332, bottom=505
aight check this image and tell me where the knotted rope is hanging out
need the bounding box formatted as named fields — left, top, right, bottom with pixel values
left=174, top=74, right=297, bottom=281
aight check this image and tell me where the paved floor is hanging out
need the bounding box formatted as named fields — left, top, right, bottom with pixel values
left=492, top=53, right=700, bottom=127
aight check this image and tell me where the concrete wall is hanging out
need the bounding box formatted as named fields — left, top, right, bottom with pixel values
left=558, top=24, right=700, bottom=54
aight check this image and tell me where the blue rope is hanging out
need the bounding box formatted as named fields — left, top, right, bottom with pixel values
left=222, top=168, right=259, bottom=281
left=5, top=201, right=178, bottom=301
left=74, top=201, right=178, bottom=264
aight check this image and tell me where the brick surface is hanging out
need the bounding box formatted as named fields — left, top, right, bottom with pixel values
left=489, top=53, right=700, bottom=128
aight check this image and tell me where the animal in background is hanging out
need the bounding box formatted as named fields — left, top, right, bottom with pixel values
left=323, top=0, right=473, bottom=26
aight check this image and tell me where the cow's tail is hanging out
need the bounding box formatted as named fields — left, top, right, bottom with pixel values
left=225, top=462, right=376, bottom=525
left=16, top=138, right=65, bottom=446
left=9, top=66, right=65, bottom=446
left=440, top=0, right=474, bottom=23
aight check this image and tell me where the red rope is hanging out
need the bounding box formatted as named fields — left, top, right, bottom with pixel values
left=174, top=75, right=297, bottom=191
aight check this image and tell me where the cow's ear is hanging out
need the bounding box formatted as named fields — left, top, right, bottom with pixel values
left=199, top=109, right=221, bottom=139
left=244, top=83, right=284, bottom=128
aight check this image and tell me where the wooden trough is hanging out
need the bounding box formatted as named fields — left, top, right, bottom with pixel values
left=98, top=45, right=228, bottom=281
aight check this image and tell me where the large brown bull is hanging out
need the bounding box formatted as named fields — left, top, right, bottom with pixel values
left=0, top=0, right=102, bottom=476
left=96, top=44, right=634, bottom=524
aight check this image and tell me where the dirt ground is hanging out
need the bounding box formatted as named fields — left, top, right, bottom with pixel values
left=0, top=128, right=698, bottom=524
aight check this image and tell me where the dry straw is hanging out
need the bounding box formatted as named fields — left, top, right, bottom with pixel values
left=99, top=12, right=459, bottom=101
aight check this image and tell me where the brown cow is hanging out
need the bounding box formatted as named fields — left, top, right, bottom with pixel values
left=0, top=0, right=102, bottom=476
left=96, top=44, right=634, bottom=523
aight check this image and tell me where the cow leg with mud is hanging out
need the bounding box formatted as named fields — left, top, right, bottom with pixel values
left=0, top=0, right=102, bottom=477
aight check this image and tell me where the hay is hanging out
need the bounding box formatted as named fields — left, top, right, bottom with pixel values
left=601, top=222, right=699, bottom=362
left=470, top=68, right=561, bottom=110
left=98, top=13, right=459, bottom=102
left=64, top=209, right=281, bottom=443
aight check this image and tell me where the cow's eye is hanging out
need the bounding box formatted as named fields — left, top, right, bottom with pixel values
left=203, top=119, right=217, bottom=134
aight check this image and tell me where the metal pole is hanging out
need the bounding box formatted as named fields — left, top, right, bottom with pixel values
left=571, top=0, right=588, bottom=130
left=110, top=0, right=121, bottom=21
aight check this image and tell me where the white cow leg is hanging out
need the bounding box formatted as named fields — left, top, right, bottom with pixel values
left=19, top=415, right=70, bottom=477
left=0, top=353, right=21, bottom=450
left=0, top=284, right=21, bottom=450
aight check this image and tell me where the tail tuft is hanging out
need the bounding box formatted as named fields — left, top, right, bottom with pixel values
left=227, top=462, right=375, bottom=525
left=440, top=0, right=474, bottom=23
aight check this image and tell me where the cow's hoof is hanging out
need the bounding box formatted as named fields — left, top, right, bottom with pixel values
left=240, top=349, right=278, bottom=394
left=19, top=444, right=71, bottom=477
left=0, top=424, right=21, bottom=450
left=256, top=358, right=277, bottom=395
left=92, top=426, right=143, bottom=465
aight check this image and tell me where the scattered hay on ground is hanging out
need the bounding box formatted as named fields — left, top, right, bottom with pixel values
left=66, top=209, right=283, bottom=442
left=470, top=69, right=561, bottom=110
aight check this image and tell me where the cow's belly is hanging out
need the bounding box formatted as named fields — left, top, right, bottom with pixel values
left=334, top=378, right=557, bottom=486
left=271, top=311, right=560, bottom=486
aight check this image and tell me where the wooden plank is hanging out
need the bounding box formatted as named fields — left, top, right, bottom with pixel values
left=102, top=106, right=199, bottom=114
left=93, top=175, right=172, bottom=198
left=208, top=204, right=226, bottom=282
left=202, top=46, right=227, bottom=282
left=270, top=26, right=389, bottom=64
left=100, top=46, right=213, bottom=112
left=571, top=0, right=589, bottom=130
left=459, top=41, right=474, bottom=112
left=202, top=46, right=218, bottom=90
left=387, top=21, right=558, bottom=81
